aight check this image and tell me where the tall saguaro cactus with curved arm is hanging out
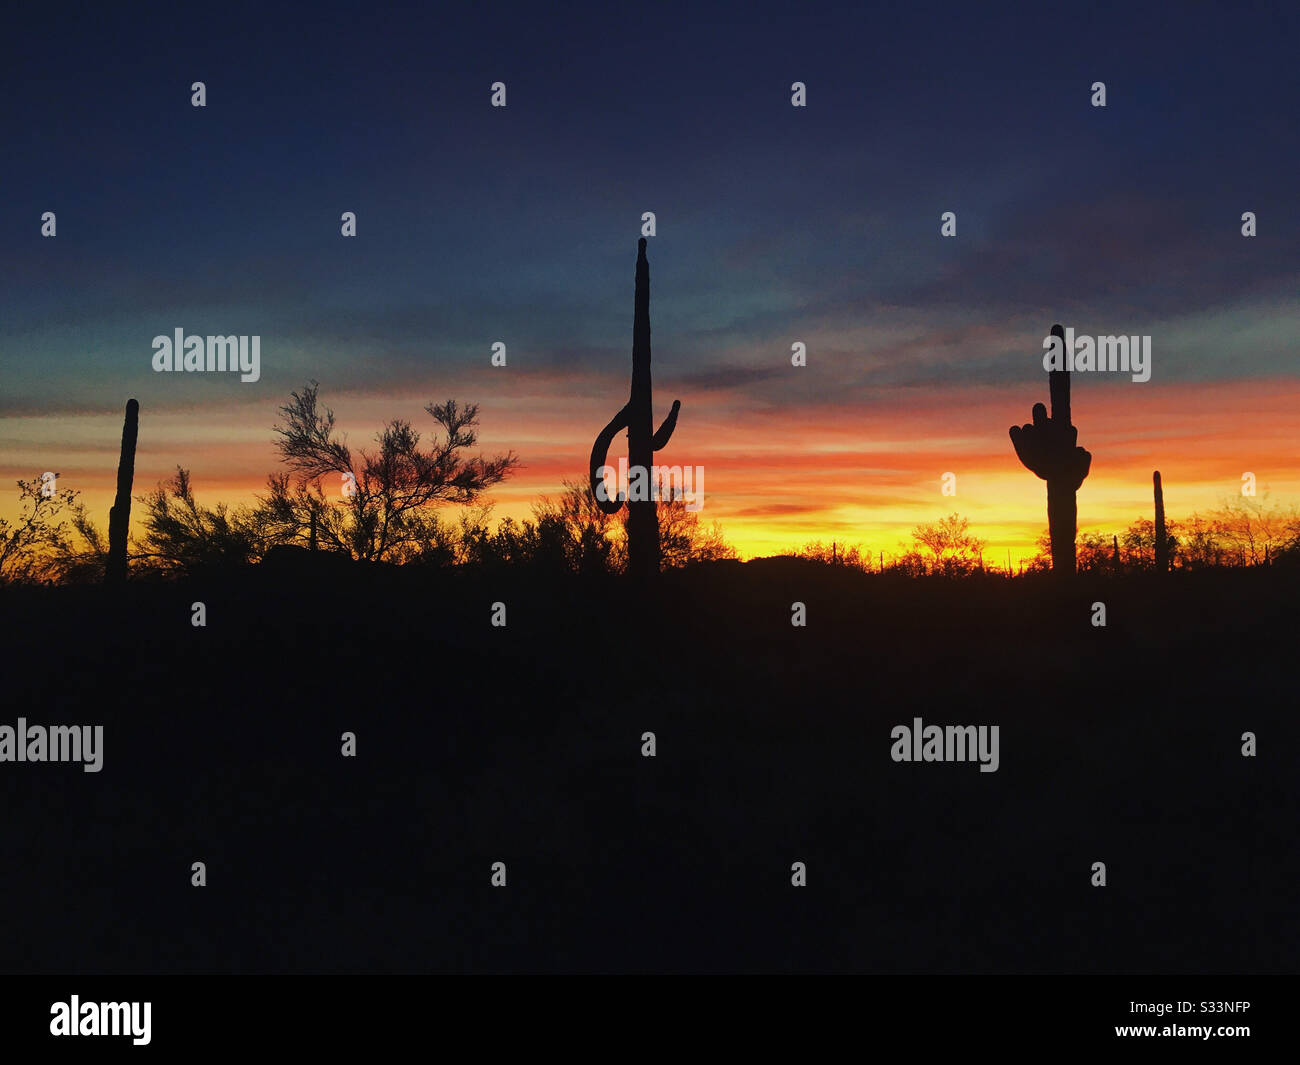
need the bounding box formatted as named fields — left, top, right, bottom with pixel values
left=589, top=238, right=681, bottom=578
left=1010, top=324, right=1091, bottom=576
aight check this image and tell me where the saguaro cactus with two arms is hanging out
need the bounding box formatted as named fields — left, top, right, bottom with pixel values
left=1010, top=324, right=1091, bottom=576
left=589, top=238, right=681, bottom=578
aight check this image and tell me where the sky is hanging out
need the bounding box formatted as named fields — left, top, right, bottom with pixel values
left=1, top=1, right=1297, bottom=563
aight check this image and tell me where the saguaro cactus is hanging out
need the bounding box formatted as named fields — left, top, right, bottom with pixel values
left=1010, top=324, right=1091, bottom=576
left=1153, top=470, right=1168, bottom=575
left=589, top=238, right=681, bottom=578
left=107, top=398, right=139, bottom=583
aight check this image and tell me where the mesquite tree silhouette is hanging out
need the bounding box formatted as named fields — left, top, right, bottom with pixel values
left=588, top=238, right=681, bottom=579
left=266, top=383, right=518, bottom=562
left=1010, top=324, right=1091, bottom=576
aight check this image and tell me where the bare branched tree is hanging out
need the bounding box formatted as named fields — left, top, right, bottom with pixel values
left=260, top=381, right=519, bottom=562
left=647, top=480, right=737, bottom=569
left=909, top=513, right=987, bottom=576
left=137, top=467, right=260, bottom=572
left=1207, top=495, right=1296, bottom=566
left=0, top=477, right=102, bottom=584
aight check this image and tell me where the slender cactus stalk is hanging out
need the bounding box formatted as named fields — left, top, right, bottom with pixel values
left=106, top=399, right=139, bottom=583
left=1154, top=470, right=1168, bottom=574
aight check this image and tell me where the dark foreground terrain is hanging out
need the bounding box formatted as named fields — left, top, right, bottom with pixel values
left=1, top=559, right=1295, bottom=973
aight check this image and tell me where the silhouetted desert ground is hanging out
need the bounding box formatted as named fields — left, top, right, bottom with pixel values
left=1, top=560, right=1295, bottom=973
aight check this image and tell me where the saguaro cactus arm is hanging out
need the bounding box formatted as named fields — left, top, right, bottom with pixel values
left=651, top=400, right=681, bottom=451
left=1008, top=325, right=1091, bottom=488
left=1009, top=406, right=1091, bottom=486
left=589, top=404, right=630, bottom=515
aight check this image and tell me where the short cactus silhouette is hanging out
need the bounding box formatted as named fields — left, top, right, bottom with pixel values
left=589, top=238, right=681, bottom=578
left=1154, top=470, right=1168, bottom=574
left=107, top=398, right=139, bottom=583
left=1010, top=324, right=1091, bottom=576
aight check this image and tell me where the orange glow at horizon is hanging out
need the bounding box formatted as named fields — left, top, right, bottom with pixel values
left=2, top=375, right=1297, bottom=569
